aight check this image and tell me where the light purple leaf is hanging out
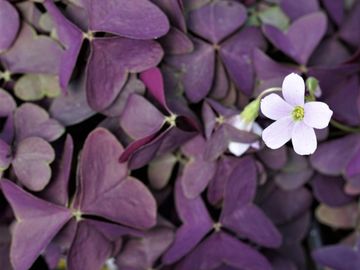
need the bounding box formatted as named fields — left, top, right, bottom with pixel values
left=13, top=137, right=55, bottom=191
left=0, top=180, right=72, bottom=270
left=67, top=220, right=113, bottom=270
left=0, top=88, right=16, bottom=117
left=15, top=103, right=65, bottom=142
left=120, top=94, right=165, bottom=139
left=0, top=0, right=20, bottom=53
left=159, top=27, right=194, bottom=55
left=40, top=135, right=74, bottom=206
left=102, top=75, right=146, bottom=118
left=50, top=72, right=96, bottom=126
left=0, top=23, right=62, bottom=74
left=43, top=0, right=84, bottom=92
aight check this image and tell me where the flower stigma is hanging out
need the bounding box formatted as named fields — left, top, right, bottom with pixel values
left=165, top=114, right=177, bottom=127
left=292, top=106, right=304, bottom=121
left=72, top=209, right=83, bottom=222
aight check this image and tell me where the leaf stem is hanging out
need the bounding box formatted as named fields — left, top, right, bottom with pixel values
left=330, top=119, right=360, bottom=133
left=257, top=87, right=282, bottom=100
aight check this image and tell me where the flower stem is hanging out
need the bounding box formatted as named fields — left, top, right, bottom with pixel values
left=257, top=87, right=282, bottom=100
left=330, top=119, right=360, bottom=133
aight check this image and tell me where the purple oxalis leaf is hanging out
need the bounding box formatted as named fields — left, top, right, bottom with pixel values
left=67, top=220, right=114, bottom=270
left=86, top=0, right=170, bottom=39
left=120, top=94, right=165, bottom=139
left=220, top=26, right=267, bottom=96
left=220, top=157, right=282, bottom=247
left=0, top=180, right=72, bottom=270
left=280, top=0, right=319, bottom=21
left=116, top=226, right=174, bottom=270
left=163, top=179, right=213, bottom=264
left=262, top=12, right=327, bottom=65
left=180, top=135, right=216, bottom=199
left=165, top=38, right=215, bottom=102
left=313, top=241, right=360, bottom=270
left=14, top=103, right=65, bottom=142
left=0, top=89, right=16, bottom=117
left=0, top=0, right=20, bottom=53
left=76, top=128, right=157, bottom=229
left=177, top=232, right=272, bottom=270
left=0, top=23, right=62, bottom=75
left=40, top=135, right=74, bottom=206
left=86, top=37, right=163, bottom=111
left=187, top=0, right=247, bottom=44
left=43, top=0, right=84, bottom=92
left=12, top=137, right=55, bottom=191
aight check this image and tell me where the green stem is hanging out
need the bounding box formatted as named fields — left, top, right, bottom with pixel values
left=330, top=119, right=360, bottom=133
left=257, top=87, right=282, bottom=100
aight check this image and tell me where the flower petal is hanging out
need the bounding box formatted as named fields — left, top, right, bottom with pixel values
left=292, top=121, right=317, bottom=155
left=282, top=73, right=305, bottom=106
left=228, top=142, right=250, bottom=156
left=260, top=93, right=293, bottom=120
left=262, top=117, right=294, bottom=149
left=303, top=101, right=333, bottom=129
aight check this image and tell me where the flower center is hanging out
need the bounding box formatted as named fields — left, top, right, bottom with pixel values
left=292, top=106, right=304, bottom=121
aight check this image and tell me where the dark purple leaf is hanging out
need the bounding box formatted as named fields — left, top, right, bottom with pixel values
left=77, top=128, right=156, bottom=229
left=262, top=12, right=327, bottom=65
left=165, top=38, right=215, bottom=102
left=220, top=27, right=267, bottom=96
left=280, top=0, right=319, bottom=21
left=162, top=179, right=213, bottom=264
left=86, top=0, right=170, bottom=39
left=86, top=37, right=163, bottom=111
left=313, top=243, right=360, bottom=270
left=188, top=0, right=247, bottom=44
left=177, top=232, right=272, bottom=270
left=310, top=134, right=360, bottom=176
left=313, top=174, right=355, bottom=207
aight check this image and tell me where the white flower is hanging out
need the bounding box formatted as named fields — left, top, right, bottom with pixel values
left=227, top=114, right=262, bottom=156
left=260, top=73, right=333, bottom=155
